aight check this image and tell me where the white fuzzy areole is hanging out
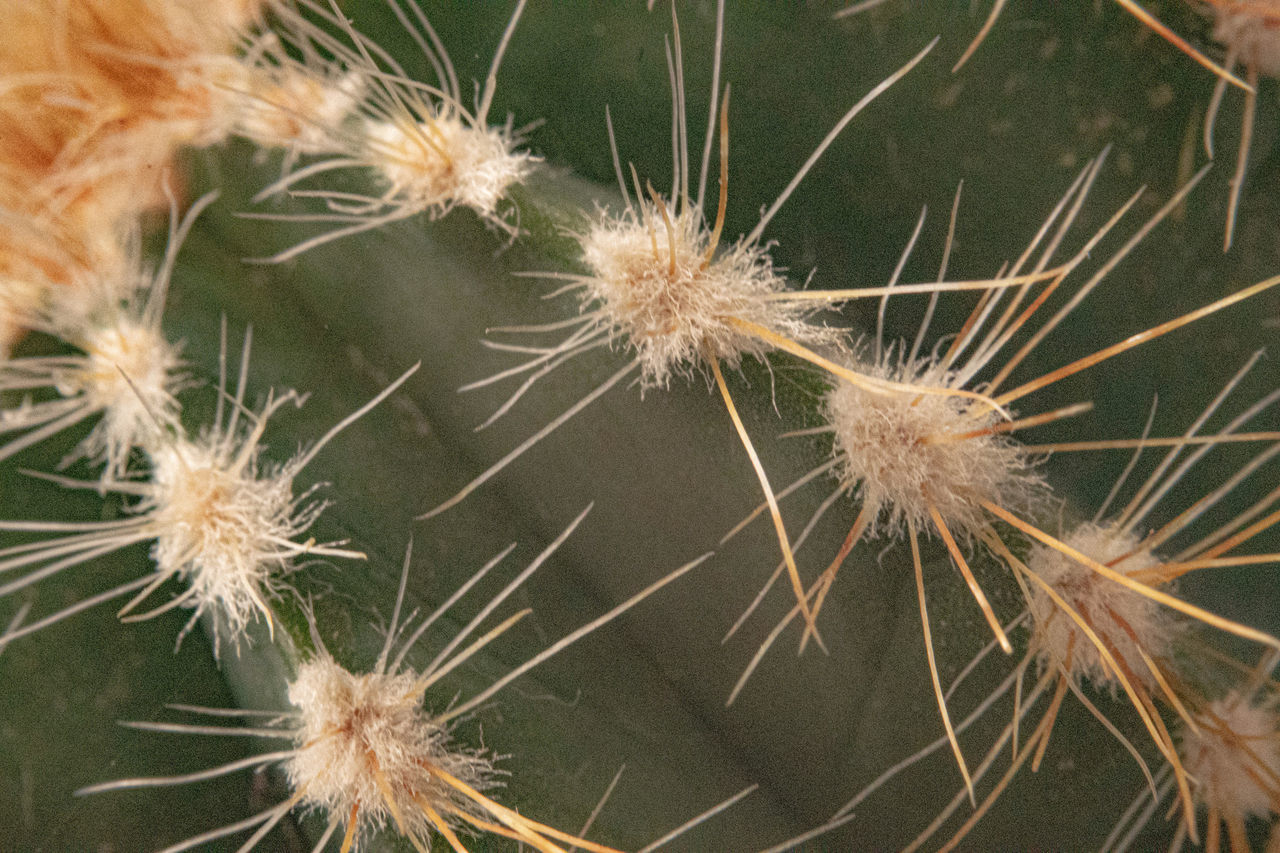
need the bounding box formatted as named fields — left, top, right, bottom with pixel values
left=1181, top=692, right=1280, bottom=822
left=363, top=110, right=531, bottom=222
left=62, top=318, right=184, bottom=474
left=1026, top=522, right=1177, bottom=692
left=1213, top=1, right=1280, bottom=77
left=285, top=655, right=492, bottom=841
left=824, top=358, right=1044, bottom=539
left=578, top=205, right=835, bottom=388
left=146, top=438, right=307, bottom=637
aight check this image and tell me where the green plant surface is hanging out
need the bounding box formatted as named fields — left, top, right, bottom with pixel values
left=2, top=1, right=1279, bottom=851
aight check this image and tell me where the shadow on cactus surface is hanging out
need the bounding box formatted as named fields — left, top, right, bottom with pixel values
left=2, top=1, right=1279, bottom=851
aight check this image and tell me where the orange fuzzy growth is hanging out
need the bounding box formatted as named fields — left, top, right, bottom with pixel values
left=0, top=68, right=154, bottom=288
left=0, top=208, right=130, bottom=356
left=0, top=1, right=250, bottom=205
left=0, top=0, right=267, bottom=346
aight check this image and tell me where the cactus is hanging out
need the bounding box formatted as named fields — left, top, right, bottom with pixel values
left=2, top=2, right=1279, bottom=850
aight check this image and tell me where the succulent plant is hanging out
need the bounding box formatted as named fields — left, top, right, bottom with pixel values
left=2, top=2, right=1279, bottom=851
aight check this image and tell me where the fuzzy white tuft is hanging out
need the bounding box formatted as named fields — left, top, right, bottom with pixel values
left=1181, top=690, right=1280, bottom=823
left=143, top=428, right=317, bottom=643
left=1025, top=522, right=1180, bottom=691
left=0, top=195, right=207, bottom=477
left=285, top=654, right=495, bottom=843
left=578, top=204, right=837, bottom=389
left=66, top=319, right=185, bottom=470
left=1211, top=1, right=1280, bottom=77
left=246, top=1, right=537, bottom=260
left=823, top=356, right=1045, bottom=539
left=0, top=294, right=186, bottom=478
left=0, top=352, right=417, bottom=654
left=363, top=111, right=533, bottom=226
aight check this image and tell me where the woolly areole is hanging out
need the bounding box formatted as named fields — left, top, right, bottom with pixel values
left=578, top=204, right=835, bottom=389
left=1025, top=522, right=1179, bottom=691
left=824, top=358, right=1044, bottom=538
left=285, top=654, right=493, bottom=843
